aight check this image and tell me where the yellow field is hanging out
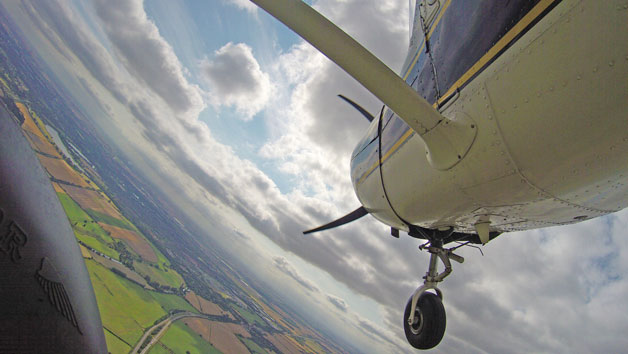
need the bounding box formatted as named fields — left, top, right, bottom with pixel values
left=17, top=102, right=45, bottom=140
left=266, top=333, right=318, bottom=354
left=51, top=182, right=66, bottom=193
left=184, top=291, right=232, bottom=318
left=24, top=130, right=60, bottom=157
left=30, top=110, right=53, bottom=141
left=37, top=154, right=91, bottom=188
left=79, top=244, right=92, bottom=259
left=63, top=184, right=122, bottom=217
left=99, top=223, right=158, bottom=262
left=183, top=318, right=250, bottom=354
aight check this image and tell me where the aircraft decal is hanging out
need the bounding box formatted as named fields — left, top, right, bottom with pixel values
left=35, top=257, right=82, bottom=335
left=0, top=208, right=28, bottom=263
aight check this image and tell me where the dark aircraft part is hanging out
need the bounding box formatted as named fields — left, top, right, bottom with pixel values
left=0, top=105, right=107, bottom=353
left=408, top=224, right=502, bottom=245
left=303, top=206, right=368, bottom=234
left=403, top=292, right=446, bottom=350
left=337, top=94, right=375, bottom=122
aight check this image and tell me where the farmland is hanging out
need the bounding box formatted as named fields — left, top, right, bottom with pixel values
left=100, top=224, right=158, bottom=262
left=9, top=77, right=347, bottom=354
left=150, top=321, right=221, bottom=354
left=182, top=317, right=251, bottom=354
left=185, top=290, right=232, bottom=317
left=86, top=260, right=169, bottom=344
left=0, top=20, right=351, bottom=352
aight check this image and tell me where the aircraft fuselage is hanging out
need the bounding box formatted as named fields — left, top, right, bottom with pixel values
left=351, top=0, right=628, bottom=236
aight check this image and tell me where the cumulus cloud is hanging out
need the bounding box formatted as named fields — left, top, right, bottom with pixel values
left=201, top=42, right=273, bottom=120
left=93, top=0, right=205, bottom=120
left=326, top=294, right=348, bottom=312
left=272, top=256, right=320, bottom=293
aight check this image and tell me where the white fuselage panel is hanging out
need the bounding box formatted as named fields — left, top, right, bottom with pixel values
left=361, top=0, right=628, bottom=233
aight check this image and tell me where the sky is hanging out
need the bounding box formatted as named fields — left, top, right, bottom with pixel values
left=4, top=0, right=628, bottom=352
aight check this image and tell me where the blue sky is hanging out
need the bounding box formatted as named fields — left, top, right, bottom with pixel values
left=4, top=0, right=628, bottom=353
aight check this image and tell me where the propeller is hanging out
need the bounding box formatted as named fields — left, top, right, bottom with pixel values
left=252, top=0, right=477, bottom=170
left=337, top=94, right=374, bottom=122
left=303, top=206, right=368, bottom=235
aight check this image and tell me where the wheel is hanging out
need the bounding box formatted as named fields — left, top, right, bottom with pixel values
left=403, top=292, right=446, bottom=350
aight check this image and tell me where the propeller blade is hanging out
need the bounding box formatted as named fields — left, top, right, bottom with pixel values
left=252, top=0, right=476, bottom=170
left=303, top=206, right=368, bottom=235
left=338, top=94, right=374, bottom=122
left=250, top=0, right=442, bottom=135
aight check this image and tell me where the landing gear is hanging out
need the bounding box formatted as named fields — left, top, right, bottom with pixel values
left=403, top=240, right=464, bottom=350
left=403, top=292, right=446, bottom=349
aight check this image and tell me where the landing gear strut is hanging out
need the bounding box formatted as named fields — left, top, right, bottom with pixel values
left=403, top=239, right=464, bottom=349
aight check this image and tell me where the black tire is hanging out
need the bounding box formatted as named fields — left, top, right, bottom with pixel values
left=403, top=292, right=446, bottom=350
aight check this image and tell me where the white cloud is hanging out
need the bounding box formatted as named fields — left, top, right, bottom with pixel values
left=225, top=0, right=258, bottom=14
left=272, top=256, right=320, bottom=293
left=201, top=42, right=273, bottom=120
left=92, top=0, right=205, bottom=121
left=326, top=294, right=349, bottom=312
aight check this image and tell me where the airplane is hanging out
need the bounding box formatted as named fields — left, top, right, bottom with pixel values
left=0, top=0, right=625, bottom=352
left=251, top=0, right=628, bottom=349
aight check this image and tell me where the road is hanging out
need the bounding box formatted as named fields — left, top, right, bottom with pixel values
left=131, top=312, right=210, bottom=354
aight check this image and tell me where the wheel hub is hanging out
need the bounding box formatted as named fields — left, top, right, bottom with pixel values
left=409, top=308, right=424, bottom=335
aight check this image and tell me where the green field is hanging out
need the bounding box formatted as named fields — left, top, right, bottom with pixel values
left=87, top=208, right=135, bottom=230
left=241, top=336, right=270, bottom=354
left=86, top=204, right=173, bottom=270
left=74, top=230, right=119, bottom=260
left=86, top=260, right=197, bottom=347
left=150, top=291, right=198, bottom=314
left=57, top=192, right=120, bottom=259
left=149, top=322, right=221, bottom=354
left=103, top=329, right=132, bottom=354
left=232, top=304, right=267, bottom=328
left=87, top=260, right=166, bottom=344
left=150, top=242, right=172, bottom=269
left=134, top=261, right=185, bottom=289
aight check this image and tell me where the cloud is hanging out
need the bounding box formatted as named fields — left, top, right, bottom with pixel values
left=272, top=256, right=320, bottom=293
left=225, top=0, right=257, bottom=14
left=356, top=318, right=407, bottom=352
left=201, top=42, right=273, bottom=120
left=326, top=294, right=348, bottom=312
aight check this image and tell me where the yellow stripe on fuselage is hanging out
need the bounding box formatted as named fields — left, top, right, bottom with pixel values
left=402, top=0, right=452, bottom=80
left=357, top=0, right=559, bottom=187
left=437, top=0, right=558, bottom=104
left=356, top=128, right=414, bottom=186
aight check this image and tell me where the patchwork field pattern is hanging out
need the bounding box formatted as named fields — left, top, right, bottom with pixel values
left=155, top=321, right=221, bottom=354
left=134, top=261, right=184, bottom=289
left=89, top=250, right=152, bottom=289
left=38, top=154, right=91, bottom=188
left=12, top=97, right=338, bottom=354
left=86, top=260, right=167, bottom=345
left=183, top=317, right=251, bottom=354
left=185, top=291, right=231, bottom=317
left=100, top=224, right=158, bottom=262
left=24, top=130, right=60, bottom=156
left=265, top=333, right=314, bottom=354
left=63, top=184, right=122, bottom=217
